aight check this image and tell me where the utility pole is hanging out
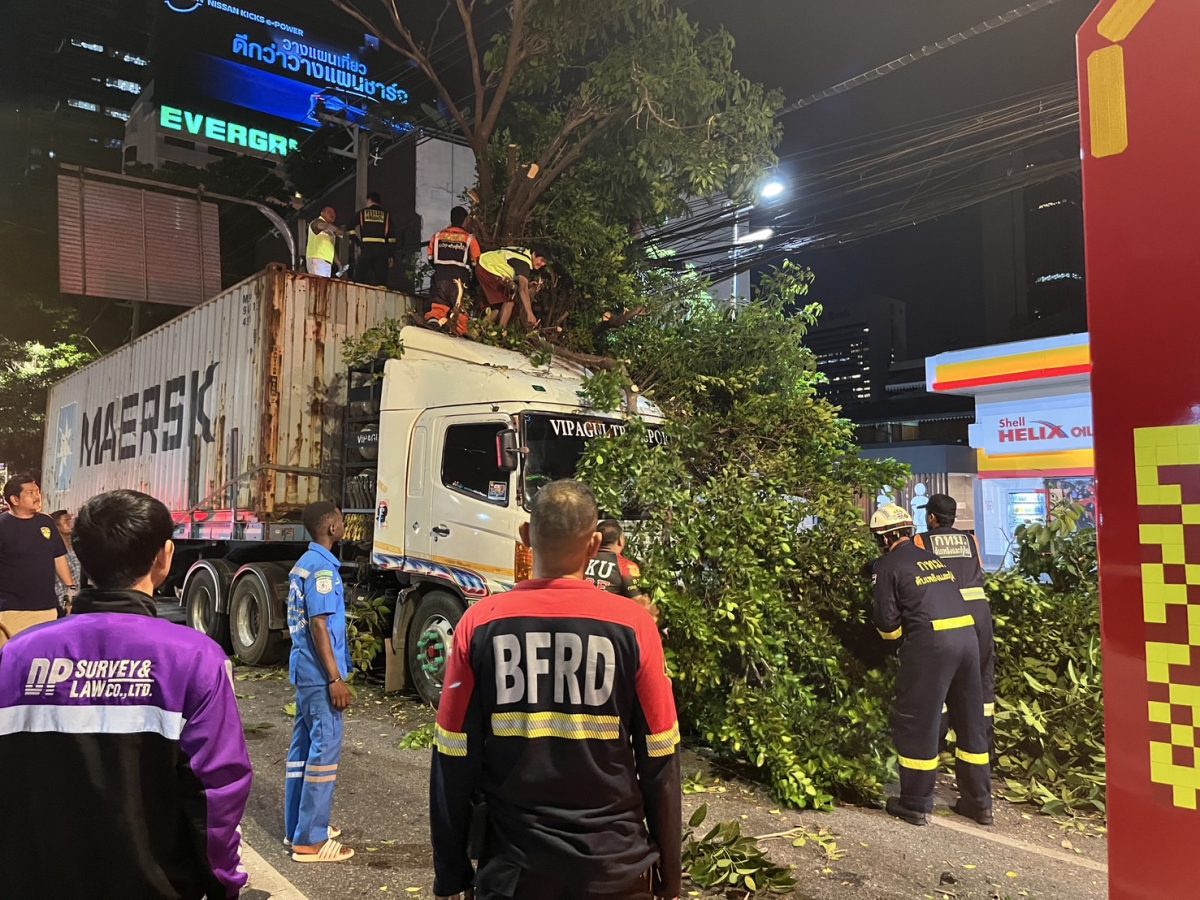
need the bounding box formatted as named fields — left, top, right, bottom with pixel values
left=325, top=121, right=374, bottom=215
left=355, top=125, right=370, bottom=214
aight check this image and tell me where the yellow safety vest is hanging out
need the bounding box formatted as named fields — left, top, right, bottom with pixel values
left=478, top=247, right=533, bottom=281
left=307, top=218, right=336, bottom=263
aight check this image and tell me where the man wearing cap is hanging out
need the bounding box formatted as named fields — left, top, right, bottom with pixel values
left=869, top=504, right=992, bottom=827
left=913, top=495, right=994, bottom=753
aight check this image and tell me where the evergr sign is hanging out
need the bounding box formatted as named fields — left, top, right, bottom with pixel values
left=159, top=105, right=299, bottom=157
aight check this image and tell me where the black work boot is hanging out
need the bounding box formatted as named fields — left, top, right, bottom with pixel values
left=951, top=799, right=994, bottom=825
left=886, top=797, right=928, bottom=826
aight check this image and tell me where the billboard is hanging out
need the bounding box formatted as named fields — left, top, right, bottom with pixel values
left=152, top=0, right=408, bottom=140
left=58, top=174, right=222, bottom=306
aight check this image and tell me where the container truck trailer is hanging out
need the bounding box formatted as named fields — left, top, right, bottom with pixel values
left=42, top=265, right=663, bottom=703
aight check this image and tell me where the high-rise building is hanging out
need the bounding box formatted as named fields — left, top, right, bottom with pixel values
left=980, top=137, right=1086, bottom=342
left=807, top=294, right=907, bottom=410
left=0, top=0, right=151, bottom=195
left=1024, top=176, right=1085, bottom=327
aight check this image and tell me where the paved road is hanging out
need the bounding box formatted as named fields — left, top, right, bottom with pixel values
left=235, top=668, right=1107, bottom=899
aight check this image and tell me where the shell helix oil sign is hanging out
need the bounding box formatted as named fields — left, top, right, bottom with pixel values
left=1079, top=1, right=1200, bottom=895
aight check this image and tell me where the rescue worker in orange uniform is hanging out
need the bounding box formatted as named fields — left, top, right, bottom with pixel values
left=426, top=206, right=481, bottom=335
left=870, top=504, right=992, bottom=827
left=913, top=494, right=995, bottom=754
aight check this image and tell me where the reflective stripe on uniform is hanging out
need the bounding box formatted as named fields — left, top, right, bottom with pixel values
left=898, top=754, right=939, bottom=771
left=960, top=587, right=988, bottom=601
left=878, top=626, right=903, bottom=640
left=646, top=721, right=680, bottom=757
left=984, top=702, right=995, bottom=717
left=435, top=724, right=468, bottom=757
left=932, top=615, right=974, bottom=631
left=955, top=747, right=989, bottom=765
left=491, top=711, right=620, bottom=741
left=361, top=236, right=388, bottom=243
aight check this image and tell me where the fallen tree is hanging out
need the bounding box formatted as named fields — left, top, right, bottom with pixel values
left=578, top=265, right=905, bottom=809
left=988, top=504, right=1104, bottom=820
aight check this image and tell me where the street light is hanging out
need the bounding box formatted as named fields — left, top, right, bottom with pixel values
left=759, top=179, right=785, bottom=200
left=736, top=227, right=774, bottom=244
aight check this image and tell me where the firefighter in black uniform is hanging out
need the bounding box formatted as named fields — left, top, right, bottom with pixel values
left=350, top=192, right=395, bottom=286
left=913, top=494, right=995, bottom=754
left=870, top=504, right=993, bottom=826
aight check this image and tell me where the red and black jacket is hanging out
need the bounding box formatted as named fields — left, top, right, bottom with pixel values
left=584, top=548, right=642, bottom=599
left=430, top=578, right=681, bottom=898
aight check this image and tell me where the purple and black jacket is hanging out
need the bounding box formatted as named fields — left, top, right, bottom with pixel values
left=0, top=588, right=253, bottom=898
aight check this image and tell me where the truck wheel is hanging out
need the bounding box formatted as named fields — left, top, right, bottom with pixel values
left=229, top=566, right=289, bottom=666
left=184, top=561, right=233, bottom=652
left=406, top=590, right=465, bottom=707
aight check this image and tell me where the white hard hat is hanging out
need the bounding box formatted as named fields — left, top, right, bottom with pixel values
left=870, top=504, right=914, bottom=533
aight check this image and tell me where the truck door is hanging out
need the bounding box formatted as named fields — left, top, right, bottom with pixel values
left=410, top=414, right=516, bottom=589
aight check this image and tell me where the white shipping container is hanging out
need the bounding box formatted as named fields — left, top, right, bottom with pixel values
left=42, top=266, right=411, bottom=535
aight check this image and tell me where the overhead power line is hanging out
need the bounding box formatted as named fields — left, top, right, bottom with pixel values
left=778, top=0, right=1071, bottom=116
left=640, top=81, right=1081, bottom=277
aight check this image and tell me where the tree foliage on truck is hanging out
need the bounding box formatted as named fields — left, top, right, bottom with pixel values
left=327, top=0, right=781, bottom=372
left=578, top=266, right=908, bottom=809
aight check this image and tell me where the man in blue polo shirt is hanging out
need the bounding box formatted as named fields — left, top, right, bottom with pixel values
left=284, top=501, right=355, bottom=863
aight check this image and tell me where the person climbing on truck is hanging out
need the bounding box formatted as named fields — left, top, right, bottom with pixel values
left=475, top=245, right=551, bottom=331
left=426, top=206, right=481, bottom=336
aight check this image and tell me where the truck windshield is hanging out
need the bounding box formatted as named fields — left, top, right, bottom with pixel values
left=521, top=413, right=665, bottom=510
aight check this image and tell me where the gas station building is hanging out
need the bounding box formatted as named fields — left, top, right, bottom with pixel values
left=926, top=332, right=1092, bottom=569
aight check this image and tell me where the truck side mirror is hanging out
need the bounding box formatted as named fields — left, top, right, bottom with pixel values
left=496, top=429, right=521, bottom=472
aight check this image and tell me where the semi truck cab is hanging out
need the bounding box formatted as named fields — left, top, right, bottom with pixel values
left=343, top=328, right=664, bottom=703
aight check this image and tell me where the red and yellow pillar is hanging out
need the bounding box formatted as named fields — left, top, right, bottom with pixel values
left=1080, top=2, right=1200, bottom=895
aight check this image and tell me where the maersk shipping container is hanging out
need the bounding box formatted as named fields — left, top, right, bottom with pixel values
left=42, top=266, right=411, bottom=538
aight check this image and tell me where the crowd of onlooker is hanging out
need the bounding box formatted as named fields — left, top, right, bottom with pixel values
left=0, top=475, right=684, bottom=900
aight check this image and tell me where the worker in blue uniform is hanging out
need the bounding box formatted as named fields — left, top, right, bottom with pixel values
left=870, top=504, right=993, bottom=827
left=285, top=501, right=355, bottom=863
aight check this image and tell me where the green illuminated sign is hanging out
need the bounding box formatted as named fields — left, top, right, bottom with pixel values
left=158, top=105, right=299, bottom=158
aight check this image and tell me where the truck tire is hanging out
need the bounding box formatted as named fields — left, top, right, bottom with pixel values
left=184, top=560, right=234, bottom=652
left=229, top=565, right=289, bottom=666
left=406, top=590, right=465, bottom=707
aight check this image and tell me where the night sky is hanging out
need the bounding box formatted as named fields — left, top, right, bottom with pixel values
left=687, top=0, right=1097, bottom=356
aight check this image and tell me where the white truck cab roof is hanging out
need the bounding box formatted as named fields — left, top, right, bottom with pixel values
left=381, top=326, right=664, bottom=420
